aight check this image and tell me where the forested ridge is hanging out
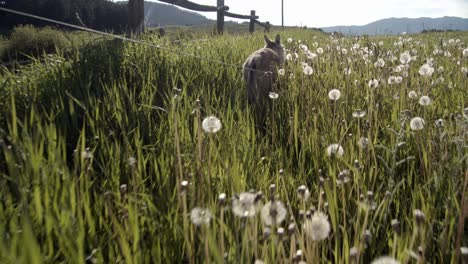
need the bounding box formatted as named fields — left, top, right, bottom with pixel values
left=0, top=0, right=128, bottom=32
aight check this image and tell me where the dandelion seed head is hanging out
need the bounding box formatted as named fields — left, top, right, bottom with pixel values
left=271, top=201, right=288, bottom=220
left=368, top=78, right=379, bottom=88
left=463, top=48, right=468, bottom=58
left=269, top=92, right=279, bottom=99
left=400, top=52, right=411, bottom=64
left=307, top=52, right=317, bottom=60
left=202, top=116, right=222, bottom=133
left=317, top=47, right=324, bottom=54
left=358, top=137, right=370, bottom=149
left=460, top=247, right=468, bottom=256
left=81, top=148, right=93, bottom=159
left=461, top=67, right=467, bottom=75
left=297, top=185, right=310, bottom=201
left=410, top=117, right=425, bottom=131
left=395, top=76, right=403, bottom=84
left=190, top=207, right=212, bottom=226
left=419, top=96, right=432, bottom=106
left=343, top=67, right=352, bottom=75
left=328, top=89, right=341, bottom=101
left=353, top=109, right=366, bottom=118
left=408, top=91, right=418, bottom=99
left=326, top=144, right=344, bottom=157
left=304, top=212, right=331, bottom=241
left=128, top=157, right=137, bottom=167
left=419, top=63, right=434, bottom=77
left=232, top=192, right=258, bottom=218
left=371, top=256, right=400, bottom=264
left=413, top=209, right=426, bottom=225
left=303, top=66, right=314, bottom=75
left=374, top=58, right=385, bottom=68
left=278, top=68, right=285, bottom=76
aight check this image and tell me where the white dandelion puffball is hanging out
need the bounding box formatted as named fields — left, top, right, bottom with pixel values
left=400, top=52, right=411, bottom=64
left=435, top=119, right=444, bottom=127
left=202, top=116, right=222, bottom=133
left=419, top=95, right=432, bottom=106
left=408, top=91, right=418, bottom=99
left=368, top=78, right=379, bottom=88
left=278, top=68, right=285, bottom=76
left=462, top=67, right=467, bottom=75
left=304, top=212, right=331, bottom=241
left=297, top=185, right=310, bottom=201
left=328, top=89, right=341, bottom=101
left=463, top=48, right=468, bottom=57
left=343, top=67, right=352, bottom=75
left=395, top=76, right=403, bottom=84
left=358, top=137, right=370, bottom=149
left=81, top=148, right=93, bottom=160
left=261, top=201, right=287, bottom=226
left=286, top=53, right=293, bottom=61
left=410, top=117, right=425, bottom=131
left=341, top=48, right=348, bottom=55
left=371, top=256, right=400, bottom=264
left=326, top=144, right=344, bottom=157
left=388, top=76, right=395, bottom=85
left=190, top=207, right=212, bottom=226
left=374, top=58, right=385, bottom=68
left=269, top=92, right=279, bottom=100
left=232, top=192, right=258, bottom=218
left=307, top=52, right=317, bottom=60
left=303, top=66, right=314, bottom=75
left=287, top=37, right=293, bottom=43
left=352, top=110, right=366, bottom=118
left=419, top=63, right=434, bottom=77
left=317, top=47, right=324, bottom=54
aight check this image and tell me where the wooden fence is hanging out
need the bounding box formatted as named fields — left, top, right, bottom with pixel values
left=156, top=0, right=271, bottom=34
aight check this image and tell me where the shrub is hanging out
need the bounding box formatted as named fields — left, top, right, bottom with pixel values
left=4, top=25, right=70, bottom=60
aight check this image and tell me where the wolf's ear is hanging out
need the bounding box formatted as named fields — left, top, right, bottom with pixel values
left=275, top=34, right=281, bottom=45
left=264, top=35, right=272, bottom=45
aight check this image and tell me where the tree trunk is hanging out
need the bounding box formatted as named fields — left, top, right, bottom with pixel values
left=128, top=0, right=144, bottom=35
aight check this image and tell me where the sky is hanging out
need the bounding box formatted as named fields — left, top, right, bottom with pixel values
left=146, top=0, right=468, bottom=28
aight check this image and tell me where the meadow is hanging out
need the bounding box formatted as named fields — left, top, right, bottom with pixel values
left=0, top=28, right=467, bottom=263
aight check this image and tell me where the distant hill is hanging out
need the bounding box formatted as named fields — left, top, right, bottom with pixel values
left=143, top=1, right=212, bottom=26
left=321, top=17, right=468, bottom=35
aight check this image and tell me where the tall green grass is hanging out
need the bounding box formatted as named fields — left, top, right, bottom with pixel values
left=0, top=29, right=467, bottom=263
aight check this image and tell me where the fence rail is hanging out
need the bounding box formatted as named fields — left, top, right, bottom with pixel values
left=156, top=0, right=271, bottom=34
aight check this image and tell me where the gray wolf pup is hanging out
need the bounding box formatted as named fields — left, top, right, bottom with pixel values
left=243, top=34, right=285, bottom=105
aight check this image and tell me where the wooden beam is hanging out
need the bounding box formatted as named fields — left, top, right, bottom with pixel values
left=156, top=0, right=228, bottom=12
left=225, top=11, right=258, bottom=20
left=254, top=19, right=269, bottom=28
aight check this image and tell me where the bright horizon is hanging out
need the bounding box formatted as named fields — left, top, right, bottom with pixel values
left=140, top=0, right=468, bottom=28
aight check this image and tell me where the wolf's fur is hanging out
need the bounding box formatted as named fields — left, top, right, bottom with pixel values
left=243, top=35, right=285, bottom=104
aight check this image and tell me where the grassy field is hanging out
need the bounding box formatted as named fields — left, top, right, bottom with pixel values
left=0, top=28, right=467, bottom=263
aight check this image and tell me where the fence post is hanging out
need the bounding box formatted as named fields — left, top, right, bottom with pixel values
left=128, top=0, right=145, bottom=35
left=265, top=22, right=270, bottom=33
left=216, top=0, right=224, bottom=34
left=249, top=10, right=255, bottom=33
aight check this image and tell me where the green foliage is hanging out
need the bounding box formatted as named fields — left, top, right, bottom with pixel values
left=0, top=29, right=467, bottom=263
left=3, top=25, right=71, bottom=60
